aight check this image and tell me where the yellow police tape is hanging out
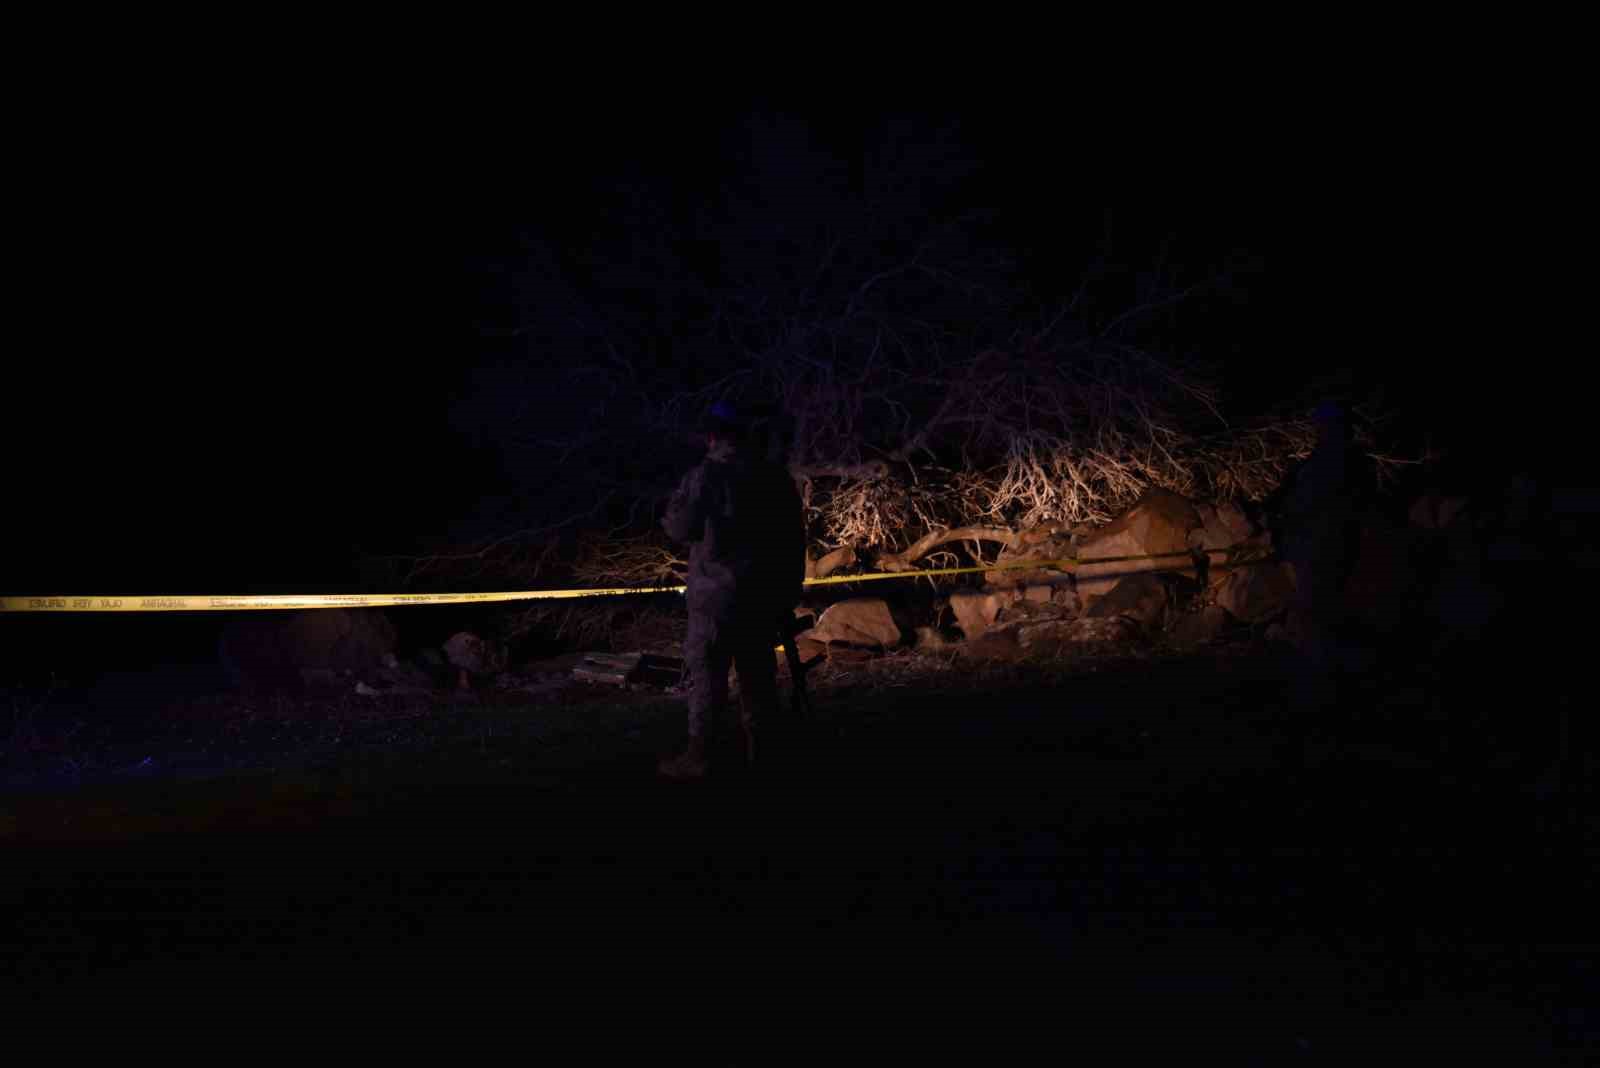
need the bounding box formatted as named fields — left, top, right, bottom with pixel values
left=1, top=549, right=1240, bottom=613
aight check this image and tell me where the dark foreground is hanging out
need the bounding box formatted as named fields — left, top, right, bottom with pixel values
left=3, top=650, right=1594, bottom=1058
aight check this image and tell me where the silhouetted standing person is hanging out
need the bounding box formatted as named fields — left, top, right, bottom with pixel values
left=658, top=401, right=806, bottom=780
left=1276, top=400, right=1371, bottom=752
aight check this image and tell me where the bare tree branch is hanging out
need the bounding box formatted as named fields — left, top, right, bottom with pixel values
left=876, top=526, right=1025, bottom=572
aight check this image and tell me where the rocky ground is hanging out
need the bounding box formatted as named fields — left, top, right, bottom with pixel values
left=2, top=636, right=1594, bottom=1057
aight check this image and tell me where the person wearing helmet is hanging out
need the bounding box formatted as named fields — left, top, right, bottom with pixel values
left=658, top=400, right=806, bottom=780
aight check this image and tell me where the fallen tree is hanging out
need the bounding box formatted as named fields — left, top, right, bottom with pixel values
left=387, top=122, right=1419, bottom=646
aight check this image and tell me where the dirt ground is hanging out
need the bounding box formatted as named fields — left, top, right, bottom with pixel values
left=2, top=642, right=1594, bottom=1057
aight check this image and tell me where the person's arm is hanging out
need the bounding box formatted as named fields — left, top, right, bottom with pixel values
left=662, top=464, right=709, bottom=544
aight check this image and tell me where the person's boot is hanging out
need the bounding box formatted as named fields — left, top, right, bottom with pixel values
left=657, top=736, right=709, bottom=781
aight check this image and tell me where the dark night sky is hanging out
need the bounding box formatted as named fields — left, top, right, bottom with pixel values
left=8, top=104, right=1545, bottom=599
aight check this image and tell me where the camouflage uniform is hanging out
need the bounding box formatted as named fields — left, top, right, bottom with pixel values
left=661, top=435, right=805, bottom=774
left=1275, top=402, right=1371, bottom=744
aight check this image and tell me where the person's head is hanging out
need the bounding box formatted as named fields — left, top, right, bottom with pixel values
left=1312, top=398, right=1349, bottom=442
left=702, top=399, right=787, bottom=459
left=703, top=400, right=744, bottom=448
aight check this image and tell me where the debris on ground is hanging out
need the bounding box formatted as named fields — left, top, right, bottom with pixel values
left=571, top=652, right=684, bottom=688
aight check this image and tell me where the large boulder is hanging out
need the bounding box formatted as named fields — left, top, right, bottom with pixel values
left=1022, top=580, right=1080, bottom=611
left=1213, top=561, right=1297, bottom=623
left=781, top=633, right=829, bottom=664
left=219, top=608, right=398, bottom=693
left=984, top=525, right=1077, bottom=589
left=1074, top=488, right=1202, bottom=602
left=1084, top=572, right=1170, bottom=631
left=1188, top=500, right=1257, bottom=570
left=996, top=596, right=1076, bottom=629
left=807, top=597, right=904, bottom=648
left=1203, top=500, right=1255, bottom=543
left=947, top=586, right=1021, bottom=640
left=1201, top=532, right=1277, bottom=591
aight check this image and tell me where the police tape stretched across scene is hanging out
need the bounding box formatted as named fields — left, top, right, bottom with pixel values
left=0, top=548, right=1269, bottom=613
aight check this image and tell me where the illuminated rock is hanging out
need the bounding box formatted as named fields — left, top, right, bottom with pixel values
left=1084, top=572, right=1170, bottom=631
left=1213, top=560, right=1297, bottom=623
left=1073, top=488, right=1202, bottom=602
left=1188, top=500, right=1257, bottom=568
left=948, top=586, right=1020, bottom=640
left=808, top=597, right=904, bottom=648
left=984, top=526, right=1076, bottom=589
left=792, top=635, right=828, bottom=663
